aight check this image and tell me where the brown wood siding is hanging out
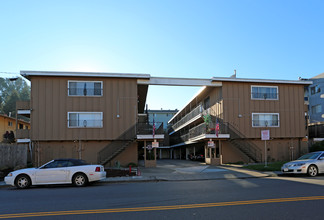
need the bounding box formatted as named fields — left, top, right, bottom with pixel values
left=222, top=82, right=306, bottom=139
left=31, top=76, right=138, bottom=141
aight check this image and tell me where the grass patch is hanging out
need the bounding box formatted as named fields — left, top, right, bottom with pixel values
left=244, top=161, right=287, bottom=171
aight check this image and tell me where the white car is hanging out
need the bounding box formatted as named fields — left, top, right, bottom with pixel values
left=281, top=151, right=324, bottom=177
left=5, top=159, right=106, bottom=189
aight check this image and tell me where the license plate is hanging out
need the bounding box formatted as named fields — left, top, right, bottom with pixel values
left=284, top=168, right=288, bottom=172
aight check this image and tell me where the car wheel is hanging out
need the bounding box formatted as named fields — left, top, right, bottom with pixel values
left=73, top=173, right=88, bottom=187
left=307, top=165, right=318, bottom=177
left=15, top=174, right=31, bottom=189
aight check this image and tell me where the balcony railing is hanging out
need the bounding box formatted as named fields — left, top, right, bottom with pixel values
left=170, top=122, right=228, bottom=145
left=16, top=101, right=30, bottom=110
left=137, top=122, right=164, bottom=135
left=169, top=105, right=203, bottom=132
left=16, top=129, right=30, bottom=139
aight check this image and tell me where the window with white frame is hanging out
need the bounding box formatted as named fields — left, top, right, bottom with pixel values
left=68, top=81, right=103, bottom=96
left=251, top=86, right=278, bottom=100
left=68, top=112, right=103, bottom=128
left=311, top=104, right=322, bottom=114
left=252, top=113, right=279, bottom=127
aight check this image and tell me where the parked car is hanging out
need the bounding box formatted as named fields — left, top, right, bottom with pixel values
left=281, top=151, right=324, bottom=177
left=5, top=158, right=106, bottom=189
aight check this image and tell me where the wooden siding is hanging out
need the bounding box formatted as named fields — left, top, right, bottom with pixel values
left=31, top=76, right=138, bottom=141
left=221, top=82, right=307, bottom=139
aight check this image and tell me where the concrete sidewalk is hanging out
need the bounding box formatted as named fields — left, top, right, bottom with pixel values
left=0, top=160, right=279, bottom=187
left=101, top=160, right=279, bottom=183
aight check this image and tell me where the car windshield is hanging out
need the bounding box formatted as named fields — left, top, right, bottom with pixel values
left=297, top=152, right=321, bottom=160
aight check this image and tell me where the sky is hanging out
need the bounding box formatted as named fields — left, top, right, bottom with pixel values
left=0, top=0, right=323, bottom=110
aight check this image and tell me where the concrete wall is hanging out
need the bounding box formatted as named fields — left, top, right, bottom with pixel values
left=0, top=144, right=27, bottom=168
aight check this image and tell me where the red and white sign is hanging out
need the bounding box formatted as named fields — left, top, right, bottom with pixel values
left=261, top=130, right=270, bottom=140
left=152, top=141, right=159, bottom=148
left=208, top=141, right=215, bottom=148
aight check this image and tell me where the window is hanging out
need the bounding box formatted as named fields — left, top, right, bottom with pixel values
left=68, top=112, right=103, bottom=128
left=8, top=121, right=13, bottom=127
left=68, top=81, right=103, bottom=96
left=252, top=113, right=279, bottom=127
left=251, top=86, right=278, bottom=100
left=19, top=124, right=23, bottom=129
left=311, top=85, right=321, bottom=95
left=311, top=104, right=322, bottom=114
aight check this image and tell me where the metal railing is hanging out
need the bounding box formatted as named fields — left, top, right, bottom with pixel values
left=68, top=120, right=103, bottom=128
left=251, top=92, right=278, bottom=100
left=137, top=122, right=164, bottom=135
left=68, top=88, right=103, bottom=96
left=169, top=105, right=203, bottom=132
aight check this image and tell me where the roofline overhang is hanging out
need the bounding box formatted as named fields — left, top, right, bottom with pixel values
left=211, top=77, right=313, bottom=85
left=20, top=70, right=151, bottom=80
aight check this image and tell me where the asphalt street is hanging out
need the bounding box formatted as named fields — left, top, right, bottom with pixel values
left=1, top=170, right=324, bottom=219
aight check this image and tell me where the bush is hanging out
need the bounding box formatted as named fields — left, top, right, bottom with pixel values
left=310, top=141, right=324, bottom=152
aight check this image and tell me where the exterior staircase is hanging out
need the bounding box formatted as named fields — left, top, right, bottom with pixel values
left=225, top=123, right=262, bottom=163
left=98, top=140, right=134, bottom=166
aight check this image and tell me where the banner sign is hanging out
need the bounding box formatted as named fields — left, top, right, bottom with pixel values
left=261, top=130, right=270, bottom=140
left=152, top=141, right=159, bottom=148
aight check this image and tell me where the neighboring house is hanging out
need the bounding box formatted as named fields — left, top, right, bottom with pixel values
left=307, top=73, right=324, bottom=124
left=0, top=114, right=30, bottom=143
left=306, top=72, right=324, bottom=139
left=147, top=109, right=178, bottom=130
left=168, top=77, right=311, bottom=164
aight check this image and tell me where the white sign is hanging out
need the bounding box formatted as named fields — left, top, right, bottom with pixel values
left=261, top=130, right=270, bottom=140
left=152, top=141, right=159, bottom=148
left=208, top=141, right=215, bottom=148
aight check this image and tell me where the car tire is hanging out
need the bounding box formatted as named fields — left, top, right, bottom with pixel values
left=73, top=173, right=88, bottom=187
left=307, top=165, right=318, bottom=177
left=15, top=174, right=31, bottom=189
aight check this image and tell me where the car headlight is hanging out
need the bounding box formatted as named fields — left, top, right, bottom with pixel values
left=294, top=163, right=305, bottom=167
left=7, top=173, right=13, bottom=177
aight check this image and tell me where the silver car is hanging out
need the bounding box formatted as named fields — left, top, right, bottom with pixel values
left=281, top=151, right=324, bottom=177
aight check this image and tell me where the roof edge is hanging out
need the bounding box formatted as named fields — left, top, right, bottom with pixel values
left=20, top=70, right=151, bottom=79
left=212, top=77, right=312, bottom=85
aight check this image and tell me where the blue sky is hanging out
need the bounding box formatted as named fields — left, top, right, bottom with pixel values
left=0, top=0, right=323, bottom=109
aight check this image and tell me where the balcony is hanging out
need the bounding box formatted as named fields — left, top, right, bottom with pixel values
left=16, top=101, right=31, bottom=116
left=16, top=129, right=30, bottom=139
left=16, top=129, right=31, bottom=143
left=169, top=105, right=203, bottom=134
left=170, top=122, right=230, bottom=146
left=136, top=122, right=164, bottom=140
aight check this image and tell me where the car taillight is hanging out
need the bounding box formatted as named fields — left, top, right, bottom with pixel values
left=95, top=167, right=101, bottom=172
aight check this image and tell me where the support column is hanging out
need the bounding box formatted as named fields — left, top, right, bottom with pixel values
left=219, top=140, right=222, bottom=165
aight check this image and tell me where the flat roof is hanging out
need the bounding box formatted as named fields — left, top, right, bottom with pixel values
left=20, top=70, right=151, bottom=80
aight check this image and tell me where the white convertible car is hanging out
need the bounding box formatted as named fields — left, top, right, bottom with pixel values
left=5, top=159, right=106, bottom=189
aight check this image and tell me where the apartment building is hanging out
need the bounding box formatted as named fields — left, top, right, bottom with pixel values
left=168, top=77, right=311, bottom=164
left=19, top=71, right=311, bottom=166
left=19, top=71, right=164, bottom=167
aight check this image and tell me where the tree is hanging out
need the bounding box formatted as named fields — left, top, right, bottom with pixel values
left=3, top=90, right=20, bottom=117
left=0, top=76, right=31, bottom=117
